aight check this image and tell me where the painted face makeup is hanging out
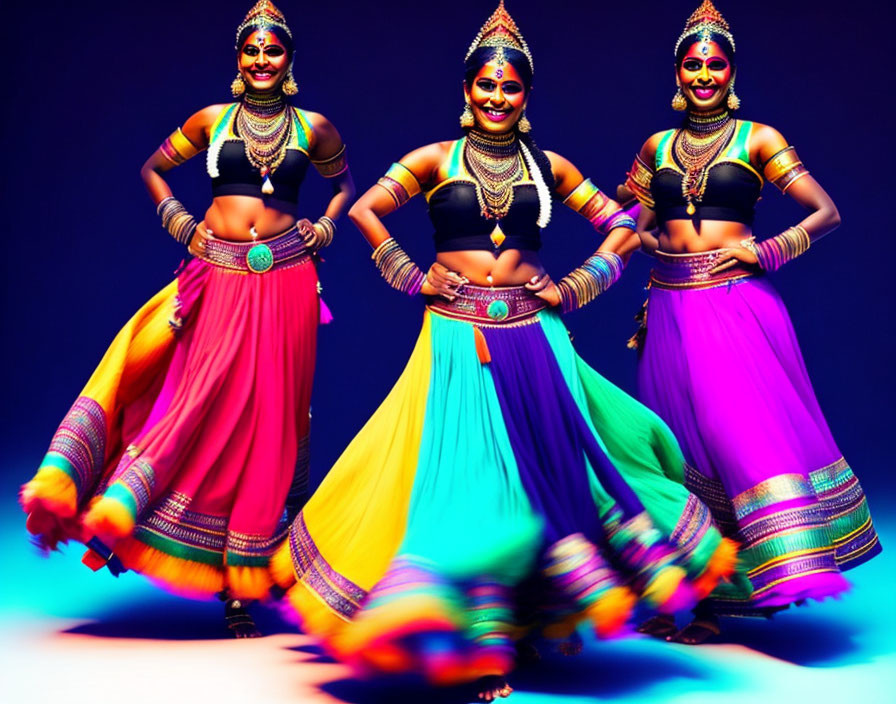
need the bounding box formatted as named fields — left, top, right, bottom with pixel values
left=677, top=40, right=733, bottom=112
left=465, top=60, right=527, bottom=134
left=239, top=29, right=289, bottom=93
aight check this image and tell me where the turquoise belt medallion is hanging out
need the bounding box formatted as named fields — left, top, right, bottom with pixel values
left=486, top=299, right=510, bottom=321
left=246, top=244, right=274, bottom=273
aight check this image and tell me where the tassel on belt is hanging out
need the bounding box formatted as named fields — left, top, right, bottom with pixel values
left=427, top=284, right=547, bottom=364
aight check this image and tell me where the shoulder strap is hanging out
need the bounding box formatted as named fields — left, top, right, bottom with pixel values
left=209, top=103, right=239, bottom=144
left=291, top=108, right=313, bottom=154
left=655, top=130, right=677, bottom=170
left=723, top=120, right=752, bottom=164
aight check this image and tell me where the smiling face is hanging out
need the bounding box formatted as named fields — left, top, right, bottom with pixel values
left=464, top=60, right=527, bottom=134
left=677, top=39, right=734, bottom=112
left=238, top=29, right=290, bottom=93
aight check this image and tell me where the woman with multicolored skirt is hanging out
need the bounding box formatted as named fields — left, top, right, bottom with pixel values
left=623, top=0, right=880, bottom=643
left=270, top=2, right=735, bottom=700
left=20, top=0, right=354, bottom=636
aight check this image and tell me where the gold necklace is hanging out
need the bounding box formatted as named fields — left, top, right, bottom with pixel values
left=673, top=114, right=736, bottom=215
left=237, top=92, right=292, bottom=194
left=463, top=129, right=523, bottom=221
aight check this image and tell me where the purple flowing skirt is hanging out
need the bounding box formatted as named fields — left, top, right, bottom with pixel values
left=637, top=250, right=880, bottom=614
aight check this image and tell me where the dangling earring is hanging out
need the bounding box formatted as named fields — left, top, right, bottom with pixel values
left=671, top=86, right=687, bottom=112
left=727, top=81, right=741, bottom=110
left=282, top=67, right=298, bottom=96
left=517, top=110, right=532, bottom=133
left=231, top=73, right=246, bottom=97
left=460, top=101, right=475, bottom=129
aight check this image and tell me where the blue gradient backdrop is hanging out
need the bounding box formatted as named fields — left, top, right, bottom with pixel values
left=1, top=0, right=892, bottom=504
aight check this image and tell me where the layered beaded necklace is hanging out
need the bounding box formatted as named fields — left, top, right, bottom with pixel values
left=237, top=91, right=292, bottom=195
left=673, top=109, right=735, bottom=214
left=464, top=128, right=524, bottom=222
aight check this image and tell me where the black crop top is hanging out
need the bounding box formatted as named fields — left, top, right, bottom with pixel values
left=649, top=121, right=762, bottom=226
left=427, top=181, right=542, bottom=253
left=652, top=162, right=761, bottom=226
left=211, top=141, right=310, bottom=206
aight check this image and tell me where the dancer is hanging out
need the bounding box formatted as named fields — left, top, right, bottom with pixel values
left=271, top=2, right=735, bottom=699
left=20, top=0, right=354, bottom=636
left=624, top=0, right=880, bottom=643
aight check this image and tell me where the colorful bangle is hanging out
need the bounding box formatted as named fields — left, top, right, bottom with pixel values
left=312, top=145, right=349, bottom=178
left=625, top=154, right=656, bottom=209
left=371, top=238, right=425, bottom=296
left=741, top=226, right=811, bottom=272
left=556, top=251, right=624, bottom=313
left=563, top=179, right=634, bottom=235
left=311, top=216, right=336, bottom=249
left=763, top=146, right=810, bottom=193
left=376, top=162, right=422, bottom=208
left=157, top=196, right=197, bottom=246
left=159, top=128, right=201, bottom=166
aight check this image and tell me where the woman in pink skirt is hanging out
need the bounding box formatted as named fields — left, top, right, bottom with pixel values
left=20, top=0, right=354, bottom=636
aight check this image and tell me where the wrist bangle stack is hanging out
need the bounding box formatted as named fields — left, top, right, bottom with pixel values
left=157, top=196, right=197, bottom=246
left=371, top=238, right=425, bottom=296
left=742, top=225, right=811, bottom=272
left=312, top=216, right=336, bottom=249
left=556, top=251, right=624, bottom=313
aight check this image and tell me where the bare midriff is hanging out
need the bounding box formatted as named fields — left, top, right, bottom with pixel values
left=436, top=248, right=544, bottom=286
left=659, top=219, right=753, bottom=253
left=203, top=195, right=297, bottom=241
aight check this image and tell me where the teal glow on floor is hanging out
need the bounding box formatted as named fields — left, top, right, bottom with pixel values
left=2, top=472, right=894, bottom=704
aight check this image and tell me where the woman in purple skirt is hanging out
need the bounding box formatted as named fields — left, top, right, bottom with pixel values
left=623, top=0, right=880, bottom=642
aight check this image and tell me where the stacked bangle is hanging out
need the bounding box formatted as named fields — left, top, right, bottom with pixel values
left=311, top=216, right=336, bottom=249
left=556, top=251, right=623, bottom=313
left=157, top=196, right=197, bottom=246
left=741, top=225, right=811, bottom=272
left=371, top=238, right=425, bottom=296
left=563, top=179, right=636, bottom=236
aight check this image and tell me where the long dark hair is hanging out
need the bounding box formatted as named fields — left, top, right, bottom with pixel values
left=463, top=46, right=554, bottom=191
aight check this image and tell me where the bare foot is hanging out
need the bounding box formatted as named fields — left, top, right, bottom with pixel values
left=477, top=675, right=513, bottom=701
left=667, top=617, right=720, bottom=645
left=637, top=614, right=677, bottom=639
left=225, top=599, right=261, bottom=638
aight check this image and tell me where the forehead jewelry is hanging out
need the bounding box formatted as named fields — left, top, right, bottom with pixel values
left=675, top=0, right=735, bottom=56
left=466, top=1, right=534, bottom=74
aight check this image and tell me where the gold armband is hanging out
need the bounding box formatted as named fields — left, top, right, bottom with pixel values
left=376, top=162, right=422, bottom=208
left=563, top=179, right=634, bottom=234
left=312, top=144, right=349, bottom=178
left=159, top=128, right=201, bottom=166
left=763, top=146, right=809, bottom=193
left=625, top=154, right=655, bottom=209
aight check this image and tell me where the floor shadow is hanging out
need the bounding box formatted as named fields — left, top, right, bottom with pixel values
left=716, top=612, right=867, bottom=666
left=319, top=643, right=708, bottom=704
left=287, top=642, right=338, bottom=664
left=63, top=596, right=296, bottom=641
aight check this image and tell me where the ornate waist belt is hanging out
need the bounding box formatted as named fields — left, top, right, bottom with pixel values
left=200, top=226, right=310, bottom=274
left=427, top=284, right=547, bottom=326
left=650, top=249, right=755, bottom=290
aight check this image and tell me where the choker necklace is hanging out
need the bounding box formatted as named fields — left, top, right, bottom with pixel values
left=675, top=110, right=735, bottom=214
left=237, top=91, right=292, bottom=194
left=685, top=109, right=731, bottom=134
left=464, top=128, right=523, bottom=222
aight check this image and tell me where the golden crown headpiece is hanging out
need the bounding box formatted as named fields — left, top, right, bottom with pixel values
left=235, top=0, right=292, bottom=48
left=674, top=0, right=735, bottom=56
left=465, top=1, right=533, bottom=74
